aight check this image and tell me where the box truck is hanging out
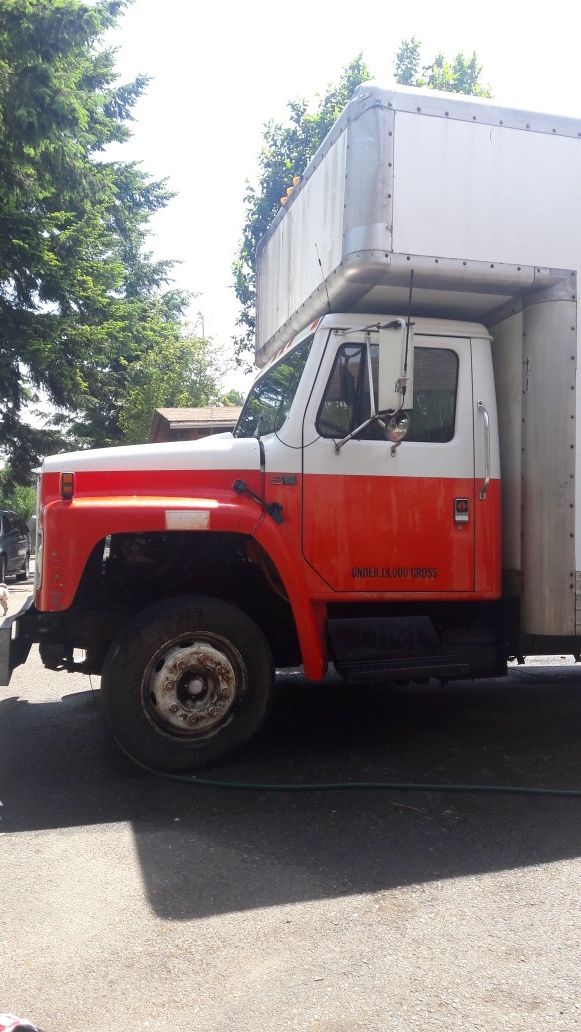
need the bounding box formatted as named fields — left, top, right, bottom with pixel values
left=2, top=84, right=581, bottom=770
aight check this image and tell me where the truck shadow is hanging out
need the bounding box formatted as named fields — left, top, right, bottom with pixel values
left=1, top=665, right=580, bottom=920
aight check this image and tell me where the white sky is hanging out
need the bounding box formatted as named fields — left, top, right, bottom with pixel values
left=110, top=0, right=581, bottom=388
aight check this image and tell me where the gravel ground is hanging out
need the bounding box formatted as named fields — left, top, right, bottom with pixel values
left=1, top=574, right=580, bottom=1031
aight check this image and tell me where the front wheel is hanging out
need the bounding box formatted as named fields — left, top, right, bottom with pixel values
left=101, top=596, right=273, bottom=771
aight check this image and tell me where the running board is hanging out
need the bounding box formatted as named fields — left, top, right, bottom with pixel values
left=335, top=655, right=469, bottom=684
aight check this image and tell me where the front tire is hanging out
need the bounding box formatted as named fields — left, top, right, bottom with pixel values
left=101, top=596, right=273, bottom=771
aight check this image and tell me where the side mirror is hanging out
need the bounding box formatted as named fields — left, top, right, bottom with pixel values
left=378, top=321, right=414, bottom=412
left=387, top=410, right=410, bottom=444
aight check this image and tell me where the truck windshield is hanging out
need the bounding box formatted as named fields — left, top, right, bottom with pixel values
left=234, top=337, right=312, bottom=438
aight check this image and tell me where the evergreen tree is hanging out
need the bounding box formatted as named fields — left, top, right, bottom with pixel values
left=0, top=0, right=193, bottom=475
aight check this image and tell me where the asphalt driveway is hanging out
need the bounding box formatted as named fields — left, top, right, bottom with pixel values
left=1, top=576, right=580, bottom=1030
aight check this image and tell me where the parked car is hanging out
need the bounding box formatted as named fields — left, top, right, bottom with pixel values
left=27, top=515, right=37, bottom=555
left=0, top=510, right=31, bottom=582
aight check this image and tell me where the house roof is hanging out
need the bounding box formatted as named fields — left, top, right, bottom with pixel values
left=156, top=406, right=242, bottom=426
left=149, top=406, right=242, bottom=442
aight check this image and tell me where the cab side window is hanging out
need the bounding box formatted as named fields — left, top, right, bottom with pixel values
left=406, top=348, right=458, bottom=443
left=316, top=344, right=458, bottom=443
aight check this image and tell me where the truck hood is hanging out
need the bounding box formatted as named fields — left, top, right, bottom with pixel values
left=42, top=433, right=261, bottom=474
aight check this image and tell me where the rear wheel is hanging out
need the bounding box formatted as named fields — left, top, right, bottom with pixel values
left=101, top=596, right=273, bottom=771
left=16, top=552, right=30, bottom=581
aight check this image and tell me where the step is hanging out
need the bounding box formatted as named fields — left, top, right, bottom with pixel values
left=335, top=654, right=469, bottom=684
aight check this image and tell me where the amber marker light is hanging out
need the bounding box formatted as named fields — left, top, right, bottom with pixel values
left=281, top=177, right=301, bottom=207
left=60, top=472, right=75, bottom=500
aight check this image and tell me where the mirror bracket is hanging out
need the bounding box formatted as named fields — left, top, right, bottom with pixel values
left=334, top=413, right=387, bottom=453
left=332, top=325, right=412, bottom=453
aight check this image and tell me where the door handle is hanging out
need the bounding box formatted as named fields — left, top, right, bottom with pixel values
left=477, top=400, right=490, bottom=500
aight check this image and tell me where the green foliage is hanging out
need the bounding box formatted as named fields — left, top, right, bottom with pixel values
left=115, top=334, right=224, bottom=445
left=234, top=45, right=491, bottom=364
left=219, top=388, right=244, bottom=407
left=0, top=466, right=36, bottom=518
left=394, top=37, right=492, bottom=97
left=393, top=36, right=422, bottom=86
left=0, top=0, right=201, bottom=478
left=61, top=293, right=194, bottom=449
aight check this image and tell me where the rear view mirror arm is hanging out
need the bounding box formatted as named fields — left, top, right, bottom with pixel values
left=334, top=413, right=387, bottom=453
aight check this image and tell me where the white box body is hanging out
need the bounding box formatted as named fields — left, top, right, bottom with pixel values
left=256, top=85, right=581, bottom=639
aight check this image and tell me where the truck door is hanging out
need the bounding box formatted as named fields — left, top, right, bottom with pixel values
left=302, top=332, right=475, bottom=594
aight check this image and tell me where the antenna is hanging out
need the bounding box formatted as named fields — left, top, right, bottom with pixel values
left=315, top=242, right=332, bottom=314
left=402, top=266, right=416, bottom=379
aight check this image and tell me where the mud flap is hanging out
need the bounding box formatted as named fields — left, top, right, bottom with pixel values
left=0, top=596, right=36, bottom=686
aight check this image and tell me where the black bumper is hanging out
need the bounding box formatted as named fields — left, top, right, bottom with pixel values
left=0, top=596, right=36, bottom=686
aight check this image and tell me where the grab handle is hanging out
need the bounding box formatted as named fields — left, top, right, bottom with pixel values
left=477, top=401, right=490, bottom=501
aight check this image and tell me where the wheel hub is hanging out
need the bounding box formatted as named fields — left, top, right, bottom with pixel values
left=146, top=640, right=238, bottom=735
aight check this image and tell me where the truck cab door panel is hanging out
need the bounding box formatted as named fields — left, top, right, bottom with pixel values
left=302, top=334, right=476, bottom=594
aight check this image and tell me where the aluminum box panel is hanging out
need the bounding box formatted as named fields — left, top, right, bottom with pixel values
left=256, top=84, right=581, bottom=369
left=393, top=113, right=581, bottom=269
left=256, top=92, right=394, bottom=367
left=256, top=130, right=347, bottom=350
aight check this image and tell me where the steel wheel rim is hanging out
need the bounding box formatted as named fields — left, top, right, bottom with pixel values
left=141, top=632, right=245, bottom=739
